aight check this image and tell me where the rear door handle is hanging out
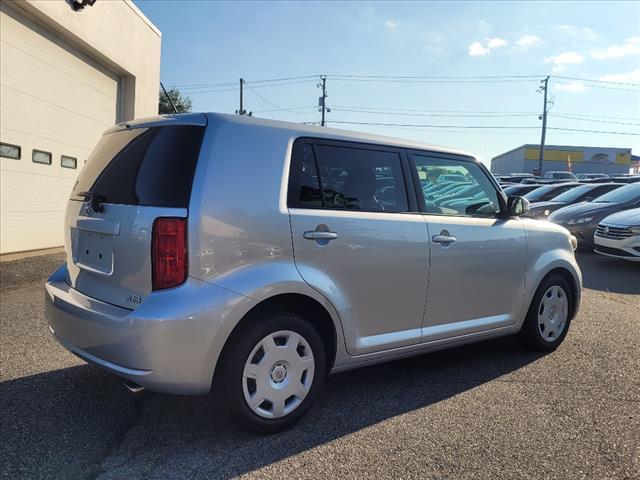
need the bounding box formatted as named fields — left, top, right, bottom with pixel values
left=303, top=231, right=338, bottom=240
left=432, top=234, right=456, bottom=244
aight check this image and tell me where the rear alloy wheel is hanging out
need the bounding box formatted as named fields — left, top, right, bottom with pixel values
left=219, top=312, right=326, bottom=434
left=518, top=274, right=573, bottom=351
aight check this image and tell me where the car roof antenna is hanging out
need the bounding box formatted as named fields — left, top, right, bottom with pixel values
left=160, top=82, right=178, bottom=114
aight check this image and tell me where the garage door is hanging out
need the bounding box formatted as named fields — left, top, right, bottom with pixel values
left=0, top=3, right=120, bottom=254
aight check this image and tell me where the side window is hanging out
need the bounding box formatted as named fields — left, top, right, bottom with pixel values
left=288, top=143, right=322, bottom=208
left=314, top=144, right=408, bottom=213
left=288, top=140, right=409, bottom=213
left=411, top=154, right=500, bottom=216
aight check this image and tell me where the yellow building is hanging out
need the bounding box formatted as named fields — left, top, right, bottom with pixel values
left=491, top=144, right=633, bottom=176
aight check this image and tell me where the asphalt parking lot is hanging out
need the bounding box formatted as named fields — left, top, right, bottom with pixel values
left=1, top=252, right=638, bottom=480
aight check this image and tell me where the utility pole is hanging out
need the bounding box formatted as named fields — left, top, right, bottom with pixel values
left=239, top=78, right=244, bottom=115
left=537, top=76, right=550, bottom=176
left=319, top=75, right=328, bottom=126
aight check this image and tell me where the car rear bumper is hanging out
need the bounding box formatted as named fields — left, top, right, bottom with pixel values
left=594, top=235, right=640, bottom=262
left=45, top=264, right=252, bottom=394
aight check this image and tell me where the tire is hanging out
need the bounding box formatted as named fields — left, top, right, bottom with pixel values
left=518, top=274, right=574, bottom=351
left=217, top=311, right=326, bottom=434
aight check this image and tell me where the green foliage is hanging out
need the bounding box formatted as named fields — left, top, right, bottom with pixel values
left=159, top=87, right=193, bottom=114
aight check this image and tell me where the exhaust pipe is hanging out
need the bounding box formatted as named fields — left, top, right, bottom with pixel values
left=123, top=380, right=145, bottom=394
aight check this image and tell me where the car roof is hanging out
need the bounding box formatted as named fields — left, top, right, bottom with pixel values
left=202, top=112, right=476, bottom=159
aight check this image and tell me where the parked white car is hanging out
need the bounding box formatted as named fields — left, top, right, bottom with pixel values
left=594, top=208, right=640, bottom=262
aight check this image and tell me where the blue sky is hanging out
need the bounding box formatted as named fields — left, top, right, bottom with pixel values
left=136, top=1, right=640, bottom=165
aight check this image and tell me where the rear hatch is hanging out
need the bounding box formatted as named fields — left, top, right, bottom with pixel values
left=64, top=115, right=206, bottom=309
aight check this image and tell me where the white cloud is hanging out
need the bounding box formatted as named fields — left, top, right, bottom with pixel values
left=468, top=41, right=490, bottom=56
left=515, top=35, right=541, bottom=48
left=544, top=51, right=584, bottom=72
left=590, top=37, right=640, bottom=59
left=554, top=82, right=587, bottom=93
left=384, top=20, right=397, bottom=29
left=598, top=69, right=640, bottom=83
left=467, top=37, right=507, bottom=56
left=487, top=37, right=507, bottom=49
left=556, top=25, right=598, bottom=40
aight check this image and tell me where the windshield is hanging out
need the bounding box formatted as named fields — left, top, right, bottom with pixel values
left=552, top=185, right=593, bottom=203
left=503, top=185, right=538, bottom=196
left=557, top=172, right=576, bottom=179
left=593, top=184, right=640, bottom=204
left=524, top=185, right=564, bottom=201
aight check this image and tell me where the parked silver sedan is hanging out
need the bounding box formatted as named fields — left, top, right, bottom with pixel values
left=45, top=113, right=582, bottom=432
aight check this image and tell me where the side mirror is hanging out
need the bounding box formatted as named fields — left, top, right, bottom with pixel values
left=507, top=196, right=530, bottom=216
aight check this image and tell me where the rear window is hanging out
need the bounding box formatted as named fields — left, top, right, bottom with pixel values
left=71, top=125, right=205, bottom=208
left=288, top=139, right=409, bottom=213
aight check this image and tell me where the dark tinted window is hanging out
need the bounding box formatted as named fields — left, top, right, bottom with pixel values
left=524, top=184, right=577, bottom=202
left=294, top=144, right=323, bottom=208
left=288, top=140, right=409, bottom=213
left=71, top=125, right=205, bottom=208
left=317, top=144, right=408, bottom=212
left=593, top=183, right=640, bottom=203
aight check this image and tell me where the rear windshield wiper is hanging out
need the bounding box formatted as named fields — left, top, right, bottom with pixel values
left=78, top=191, right=106, bottom=213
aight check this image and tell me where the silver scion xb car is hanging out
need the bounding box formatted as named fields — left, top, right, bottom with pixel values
left=45, top=113, right=582, bottom=433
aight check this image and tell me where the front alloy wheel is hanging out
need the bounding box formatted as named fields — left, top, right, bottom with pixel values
left=537, top=286, right=569, bottom=342
left=518, top=274, right=574, bottom=351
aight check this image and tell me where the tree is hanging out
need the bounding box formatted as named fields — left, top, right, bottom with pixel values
left=158, top=87, right=193, bottom=114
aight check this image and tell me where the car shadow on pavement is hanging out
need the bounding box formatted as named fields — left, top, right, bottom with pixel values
left=1, top=337, right=545, bottom=479
left=576, top=252, right=640, bottom=295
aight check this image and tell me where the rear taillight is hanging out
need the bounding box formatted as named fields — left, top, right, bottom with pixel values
left=152, top=217, right=187, bottom=290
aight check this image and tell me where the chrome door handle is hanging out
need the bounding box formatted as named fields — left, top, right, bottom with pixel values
left=303, top=231, right=338, bottom=240
left=432, top=234, right=456, bottom=244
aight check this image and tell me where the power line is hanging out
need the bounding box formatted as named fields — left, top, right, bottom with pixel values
left=252, top=105, right=316, bottom=114
left=331, top=107, right=537, bottom=118
left=327, top=74, right=543, bottom=80
left=180, top=78, right=316, bottom=94
left=243, top=82, right=307, bottom=114
left=329, top=120, right=639, bottom=136
left=330, top=120, right=538, bottom=129
left=554, top=81, right=640, bottom=92
left=170, top=73, right=640, bottom=89
left=171, top=75, right=319, bottom=89
left=552, top=75, right=640, bottom=87
left=547, top=126, right=639, bottom=136
left=329, top=77, right=540, bottom=84
left=554, top=111, right=640, bottom=121
left=333, top=105, right=538, bottom=114
left=551, top=114, right=640, bottom=126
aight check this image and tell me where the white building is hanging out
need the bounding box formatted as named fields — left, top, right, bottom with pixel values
left=491, top=144, right=633, bottom=176
left=1, top=0, right=161, bottom=254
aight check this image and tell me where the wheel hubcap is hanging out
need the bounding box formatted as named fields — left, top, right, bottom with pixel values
left=242, top=330, right=315, bottom=419
left=538, top=285, right=569, bottom=342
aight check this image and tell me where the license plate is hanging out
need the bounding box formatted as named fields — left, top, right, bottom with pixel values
left=71, top=228, right=114, bottom=275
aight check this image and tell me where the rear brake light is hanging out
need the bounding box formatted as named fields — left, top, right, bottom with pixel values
left=152, top=217, right=187, bottom=290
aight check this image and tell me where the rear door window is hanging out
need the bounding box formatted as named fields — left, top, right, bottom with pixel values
left=71, top=125, right=205, bottom=208
left=288, top=139, right=409, bottom=213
